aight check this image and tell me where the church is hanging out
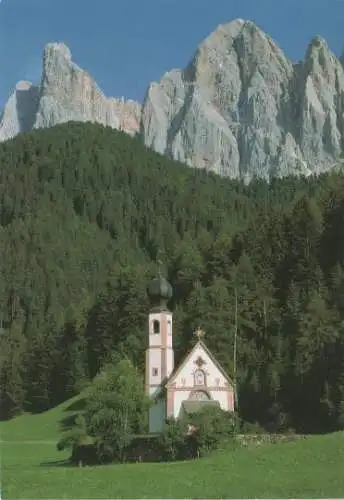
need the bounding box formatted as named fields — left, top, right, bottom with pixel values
left=145, top=270, right=235, bottom=434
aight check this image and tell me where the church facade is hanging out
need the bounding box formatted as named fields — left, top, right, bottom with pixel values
left=145, top=271, right=235, bottom=434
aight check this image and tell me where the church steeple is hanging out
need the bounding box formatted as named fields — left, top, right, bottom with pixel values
left=147, top=260, right=173, bottom=311
left=145, top=262, right=174, bottom=433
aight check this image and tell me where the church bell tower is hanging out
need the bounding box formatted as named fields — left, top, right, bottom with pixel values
left=146, top=265, right=174, bottom=433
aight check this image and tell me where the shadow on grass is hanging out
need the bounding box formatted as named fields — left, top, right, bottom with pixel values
left=39, top=459, right=73, bottom=468
left=59, top=397, right=88, bottom=432
left=59, top=414, right=77, bottom=432
left=39, top=459, right=110, bottom=469
left=64, top=398, right=87, bottom=412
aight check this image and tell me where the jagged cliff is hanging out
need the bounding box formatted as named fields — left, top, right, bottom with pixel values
left=141, top=19, right=344, bottom=181
left=0, top=81, right=40, bottom=141
left=0, top=43, right=141, bottom=141
left=1, top=19, right=344, bottom=180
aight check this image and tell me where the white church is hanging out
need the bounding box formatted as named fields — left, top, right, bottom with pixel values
left=145, top=270, right=235, bottom=434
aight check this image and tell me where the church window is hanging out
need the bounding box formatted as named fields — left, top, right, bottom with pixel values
left=153, top=320, right=160, bottom=334
left=167, top=320, right=172, bottom=335
left=152, top=368, right=159, bottom=376
left=194, top=369, right=205, bottom=386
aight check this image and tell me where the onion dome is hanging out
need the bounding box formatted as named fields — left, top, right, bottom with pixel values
left=147, top=272, right=173, bottom=310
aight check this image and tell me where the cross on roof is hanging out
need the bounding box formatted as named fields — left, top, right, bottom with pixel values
left=156, top=249, right=164, bottom=277
left=157, top=259, right=163, bottom=276
left=194, top=326, right=205, bottom=341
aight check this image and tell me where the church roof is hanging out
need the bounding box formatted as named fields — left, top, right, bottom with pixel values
left=182, top=400, right=220, bottom=415
left=165, top=340, right=234, bottom=388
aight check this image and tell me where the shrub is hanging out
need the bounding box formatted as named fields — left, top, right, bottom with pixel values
left=158, top=418, right=187, bottom=461
left=185, top=406, right=235, bottom=458
left=239, top=419, right=266, bottom=435
left=57, top=415, right=93, bottom=452
left=159, top=407, right=235, bottom=461
left=70, top=443, right=98, bottom=466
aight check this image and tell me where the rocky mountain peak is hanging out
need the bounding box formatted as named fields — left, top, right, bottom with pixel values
left=141, top=19, right=344, bottom=181
left=15, top=80, right=33, bottom=91
left=34, top=41, right=141, bottom=135
left=0, top=81, right=40, bottom=142
left=0, top=42, right=141, bottom=141
left=44, top=42, right=72, bottom=61
left=305, top=35, right=338, bottom=70
left=141, top=19, right=298, bottom=181
left=1, top=20, right=343, bottom=181
left=193, top=18, right=285, bottom=78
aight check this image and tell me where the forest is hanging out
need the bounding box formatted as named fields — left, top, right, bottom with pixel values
left=0, top=121, right=343, bottom=433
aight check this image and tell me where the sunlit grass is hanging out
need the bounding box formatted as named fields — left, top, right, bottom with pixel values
left=1, top=399, right=343, bottom=499
left=0, top=394, right=85, bottom=442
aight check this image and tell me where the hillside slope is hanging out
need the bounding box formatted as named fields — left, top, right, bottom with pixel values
left=0, top=122, right=344, bottom=433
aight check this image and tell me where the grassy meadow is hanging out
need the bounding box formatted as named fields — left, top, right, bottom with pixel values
left=1, top=397, right=344, bottom=499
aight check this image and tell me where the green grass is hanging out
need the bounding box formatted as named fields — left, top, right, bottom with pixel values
left=0, top=394, right=85, bottom=442
left=1, top=399, right=344, bottom=499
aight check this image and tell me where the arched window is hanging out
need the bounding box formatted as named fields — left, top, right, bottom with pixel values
left=167, top=320, right=172, bottom=335
left=153, top=319, right=160, bottom=334
left=194, top=369, right=206, bottom=386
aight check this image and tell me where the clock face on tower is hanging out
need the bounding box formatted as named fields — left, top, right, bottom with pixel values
left=194, top=369, right=205, bottom=386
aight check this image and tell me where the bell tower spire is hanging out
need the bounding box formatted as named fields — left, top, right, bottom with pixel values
left=157, top=257, right=163, bottom=277
left=145, top=260, right=174, bottom=433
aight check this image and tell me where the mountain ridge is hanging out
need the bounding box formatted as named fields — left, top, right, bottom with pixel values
left=1, top=18, right=344, bottom=180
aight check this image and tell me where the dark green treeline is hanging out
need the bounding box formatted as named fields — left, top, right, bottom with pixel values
left=0, top=122, right=343, bottom=433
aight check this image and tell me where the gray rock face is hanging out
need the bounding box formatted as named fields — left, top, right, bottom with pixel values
left=0, top=81, right=40, bottom=141
left=140, top=19, right=344, bottom=181
left=1, top=21, right=343, bottom=181
left=34, top=43, right=141, bottom=135
left=0, top=43, right=141, bottom=141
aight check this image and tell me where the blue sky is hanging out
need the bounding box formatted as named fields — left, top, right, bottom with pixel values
left=0, top=0, right=343, bottom=108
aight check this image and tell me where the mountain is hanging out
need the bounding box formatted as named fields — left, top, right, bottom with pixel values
left=0, top=81, right=40, bottom=141
left=141, top=20, right=344, bottom=181
left=1, top=19, right=344, bottom=180
left=0, top=43, right=141, bottom=141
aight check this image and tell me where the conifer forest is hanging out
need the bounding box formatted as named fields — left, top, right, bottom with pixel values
left=1, top=122, right=344, bottom=433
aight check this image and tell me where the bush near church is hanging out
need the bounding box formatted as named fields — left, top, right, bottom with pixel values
left=159, top=405, right=236, bottom=461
